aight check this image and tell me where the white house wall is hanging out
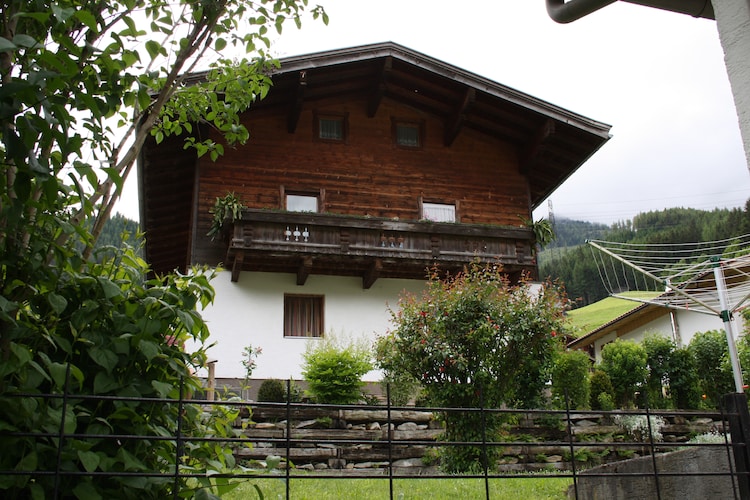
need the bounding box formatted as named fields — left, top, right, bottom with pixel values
left=591, top=308, right=744, bottom=362
left=193, top=270, right=425, bottom=381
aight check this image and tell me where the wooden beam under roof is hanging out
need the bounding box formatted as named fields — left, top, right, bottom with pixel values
left=286, top=70, right=307, bottom=133
left=367, top=57, right=392, bottom=117
left=444, top=87, right=475, bottom=146
left=520, top=119, right=556, bottom=175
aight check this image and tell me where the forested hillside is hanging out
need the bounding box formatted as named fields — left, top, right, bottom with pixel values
left=86, top=213, right=142, bottom=262
left=539, top=201, right=750, bottom=307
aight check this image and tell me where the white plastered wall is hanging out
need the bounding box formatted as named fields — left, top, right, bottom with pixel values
left=191, top=270, right=425, bottom=381
left=592, top=308, right=744, bottom=362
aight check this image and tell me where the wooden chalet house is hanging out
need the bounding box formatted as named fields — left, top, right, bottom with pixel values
left=139, top=42, right=611, bottom=380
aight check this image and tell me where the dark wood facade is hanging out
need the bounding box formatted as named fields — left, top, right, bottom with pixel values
left=140, top=43, right=611, bottom=286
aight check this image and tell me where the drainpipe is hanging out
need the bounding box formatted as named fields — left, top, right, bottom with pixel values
left=546, top=0, right=616, bottom=24
left=546, top=0, right=714, bottom=24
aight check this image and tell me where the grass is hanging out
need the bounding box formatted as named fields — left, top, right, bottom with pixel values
left=219, top=475, right=572, bottom=499
left=565, top=291, right=661, bottom=337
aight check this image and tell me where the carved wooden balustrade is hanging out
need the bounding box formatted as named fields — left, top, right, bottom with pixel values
left=226, top=209, right=536, bottom=288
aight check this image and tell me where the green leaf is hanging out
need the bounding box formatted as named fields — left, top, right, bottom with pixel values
left=145, top=40, right=160, bottom=60
left=98, top=277, right=122, bottom=300
left=9, top=342, right=32, bottom=365
left=49, top=362, right=70, bottom=389
left=15, top=451, right=37, bottom=471
left=51, top=5, right=75, bottom=23
left=215, top=37, right=227, bottom=51
left=151, top=380, right=173, bottom=398
left=195, top=488, right=222, bottom=500
left=74, top=10, right=99, bottom=32
left=12, top=34, right=38, bottom=48
left=93, top=372, right=119, bottom=394
left=0, top=36, right=16, bottom=52
left=137, top=340, right=160, bottom=361
left=89, top=346, right=119, bottom=373
left=72, top=480, right=102, bottom=500
left=48, top=292, right=68, bottom=314
left=77, top=450, right=100, bottom=473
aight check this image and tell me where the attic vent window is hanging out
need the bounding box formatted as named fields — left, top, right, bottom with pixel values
left=393, top=119, right=423, bottom=148
left=314, top=112, right=347, bottom=142
left=320, top=118, right=343, bottom=140
left=421, top=202, right=456, bottom=223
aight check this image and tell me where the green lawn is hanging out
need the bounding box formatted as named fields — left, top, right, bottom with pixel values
left=565, top=291, right=661, bottom=337
left=219, top=475, right=572, bottom=499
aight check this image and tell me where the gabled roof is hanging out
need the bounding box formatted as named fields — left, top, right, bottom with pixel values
left=567, top=301, right=667, bottom=350
left=228, top=42, right=612, bottom=209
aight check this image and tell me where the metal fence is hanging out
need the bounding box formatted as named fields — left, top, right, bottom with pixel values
left=1, top=383, right=749, bottom=500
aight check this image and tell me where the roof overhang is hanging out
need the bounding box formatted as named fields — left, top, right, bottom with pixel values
left=229, top=42, right=612, bottom=210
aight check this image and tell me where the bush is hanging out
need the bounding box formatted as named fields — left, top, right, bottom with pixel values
left=668, top=347, right=701, bottom=409
left=379, top=370, right=421, bottom=406
left=689, top=330, right=734, bottom=408
left=590, top=369, right=615, bottom=410
left=302, top=335, right=372, bottom=404
left=600, top=340, right=648, bottom=407
left=643, top=334, right=674, bottom=408
left=376, top=264, right=566, bottom=472
left=257, top=379, right=286, bottom=402
left=551, top=350, right=591, bottom=409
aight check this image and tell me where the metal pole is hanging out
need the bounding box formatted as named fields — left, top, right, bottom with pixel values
left=713, top=257, right=745, bottom=393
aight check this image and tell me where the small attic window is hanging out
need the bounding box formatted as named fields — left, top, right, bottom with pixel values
left=393, top=119, right=423, bottom=148
left=314, top=112, right=347, bottom=142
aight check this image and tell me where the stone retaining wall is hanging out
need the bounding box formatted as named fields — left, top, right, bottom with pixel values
left=233, top=406, right=725, bottom=474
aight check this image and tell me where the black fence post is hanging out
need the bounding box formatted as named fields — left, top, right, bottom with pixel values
left=723, top=392, right=750, bottom=499
left=564, top=389, right=578, bottom=500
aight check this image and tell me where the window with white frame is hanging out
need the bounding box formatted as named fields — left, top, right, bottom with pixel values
left=286, top=194, right=319, bottom=212
left=284, top=294, right=324, bottom=338
left=421, top=202, right=456, bottom=222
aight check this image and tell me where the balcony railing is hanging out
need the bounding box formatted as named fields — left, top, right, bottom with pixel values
left=226, top=209, right=536, bottom=287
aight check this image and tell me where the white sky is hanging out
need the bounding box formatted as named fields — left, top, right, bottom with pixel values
left=117, top=1, right=750, bottom=225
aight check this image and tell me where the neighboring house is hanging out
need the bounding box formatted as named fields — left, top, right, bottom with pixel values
left=569, top=255, right=750, bottom=362
left=139, top=42, right=611, bottom=380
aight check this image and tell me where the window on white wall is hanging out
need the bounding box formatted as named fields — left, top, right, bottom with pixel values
left=284, top=294, right=324, bottom=337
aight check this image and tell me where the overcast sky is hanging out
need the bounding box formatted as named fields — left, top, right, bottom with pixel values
left=118, top=1, right=750, bottom=225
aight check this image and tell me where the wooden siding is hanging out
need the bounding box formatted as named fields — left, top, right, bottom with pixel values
left=193, top=97, right=531, bottom=269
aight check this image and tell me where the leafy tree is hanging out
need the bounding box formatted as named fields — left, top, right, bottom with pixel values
left=376, top=264, right=566, bottom=472
left=551, top=349, right=591, bottom=410
left=599, top=340, right=648, bottom=408
left=1, top=1, right=326, bottom=497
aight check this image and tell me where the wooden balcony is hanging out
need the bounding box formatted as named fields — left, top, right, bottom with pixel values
left=225, top=209, right=537, bottom=288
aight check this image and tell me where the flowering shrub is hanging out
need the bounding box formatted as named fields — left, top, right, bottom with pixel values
left=375, top=264, right=566, bottom=472
left=613, top=414, right=666, bottom=442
